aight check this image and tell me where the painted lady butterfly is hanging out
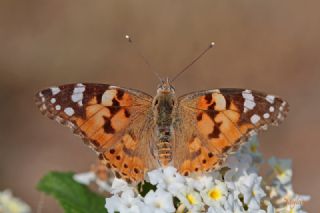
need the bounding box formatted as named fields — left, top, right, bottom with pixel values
left=35, top=78, right=288, bottom=183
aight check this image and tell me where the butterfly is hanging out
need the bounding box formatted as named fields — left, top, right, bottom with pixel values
left=35, top=78, right=289, bottom=183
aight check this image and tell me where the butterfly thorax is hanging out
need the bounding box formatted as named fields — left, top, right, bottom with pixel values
left=152, top=80, right=177, bottom=166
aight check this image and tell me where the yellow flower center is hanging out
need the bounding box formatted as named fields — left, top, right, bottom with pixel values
left=250, top=144, right=257, bottom=152
left=154, top=202, right=161, bottom=208
left=289, top=208, right=296, bottom=213
left=274, top=164, right=285, bottom=177
left=186, top=193, right=197, bottom=205
left=208, top=188, right=222, bottom=200
left=7, top=201, right=23, bottom=213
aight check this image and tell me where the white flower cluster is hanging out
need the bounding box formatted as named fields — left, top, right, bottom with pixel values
left=0, top=190, right=31, bottom=213
left=74, top=136, right=310, bottom=213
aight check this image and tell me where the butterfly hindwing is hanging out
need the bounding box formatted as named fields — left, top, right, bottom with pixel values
left=174, top=88, right=289, bottom=175
left=35, top=83, right=157, bottom=182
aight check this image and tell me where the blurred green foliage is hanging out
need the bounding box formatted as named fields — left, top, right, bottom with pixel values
left=37, top=172, right=106, bottom=213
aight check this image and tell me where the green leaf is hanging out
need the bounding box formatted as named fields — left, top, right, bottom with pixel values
left=37, top=171, right=107, bottom=213
left=137, top=181, right=156, bottom=197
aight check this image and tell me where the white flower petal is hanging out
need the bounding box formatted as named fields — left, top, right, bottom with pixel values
left=144, top=189, right=175, bottom=212
left=73, top=172, right=96, bottom=185
left=0, top=190, right=31, bottom=213
left=111, top=178, right=131, bottom=194
left=268, top=157, right=292, bottom=185
left=147, top=166, right=185, bottom=190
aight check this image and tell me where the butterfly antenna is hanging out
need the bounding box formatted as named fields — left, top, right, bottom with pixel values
left=125, top=35, right=163, bottom=83
left=170, top=41, right=215, bottom=83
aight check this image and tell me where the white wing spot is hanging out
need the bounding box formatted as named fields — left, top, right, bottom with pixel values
left=249, top=130, right=257, bottom=137
left=211, top=89, right=221, bottom=93
left=242, top=90, right=255, bottom=112
left=71, top=93, right=83, bottom=103
left=50, top=98, right=56, bottom=104
left=212, top=93, right=226, bottom=111
left=102, top=89, right=117, bottom=106
left=280, top=101, right=287, bottom=111
left=72, top=85, right=86, bottom=106
left=64, top=107, right=75, bottom=116
left=266, top=95, right=275, bottom=104
left=263, top=113, right=270, bottom=119
left=244, top=100, right=256, bottom=112
left=55, top=105, right=61, bottom=110
left=261, top=124, right=268, bottom=130
left=242, top=90, right=254, bottom=100
left=250, top=114, right=261, bottom=124
left=74, top=86, right=85, bottom=94
left=50, top=87, right=60, bottom=95
left=269, top=106, right=275, bottom=112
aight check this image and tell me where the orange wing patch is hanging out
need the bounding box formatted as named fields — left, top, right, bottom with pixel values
left=197, top=91, right=227, bottom=111
left=70, top=96, right=131, bottom=151
left=101, top=89, right=133, bottom=106
left=35, top=83, right=154, bottom=183
left=177, top=88, right=288, bottom=176
left=111, top=109, right=130, bottom=132
left=197, top=92, right=256, bottom=142
left=179, top=137, right=220, bottom=175
left=89, top=128, right=114, bottom=148
left=102, top=133, right=145, bottom=182
left=197, top=113, right=215, bottom=137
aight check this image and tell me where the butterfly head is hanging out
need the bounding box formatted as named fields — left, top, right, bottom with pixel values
left=157, top=77, right=175, bottom=94
left=154, top=77, right=177, bottom=110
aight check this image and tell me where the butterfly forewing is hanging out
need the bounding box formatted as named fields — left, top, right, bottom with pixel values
left=174, top=88, right=289, bottom=176
left=35, top=83, right=289, bottom=182
left=35, top=83, right=157, bottom=182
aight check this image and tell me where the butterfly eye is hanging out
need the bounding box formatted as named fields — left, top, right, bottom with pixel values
left=154, top=100, right=159, bottom=105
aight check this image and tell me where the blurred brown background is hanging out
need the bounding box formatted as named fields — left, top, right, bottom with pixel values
left=0, top=0, right=319, bottom=212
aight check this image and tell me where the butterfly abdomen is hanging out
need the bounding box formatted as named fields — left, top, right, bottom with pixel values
left=153, top=92, right=177, bottom=166
left=157, top=139, right=172, bottom=166
left=156, top=115, right=174, bottom=166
